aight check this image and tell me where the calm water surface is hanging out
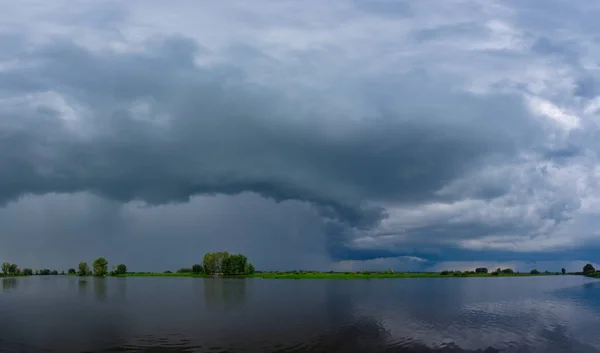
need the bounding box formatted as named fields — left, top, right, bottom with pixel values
left=1, top=276, right=599, bottom=352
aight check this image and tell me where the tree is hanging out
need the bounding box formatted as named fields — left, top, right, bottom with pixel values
left=583, top=264, right=595, bottom=274
left=501, top=268, right=514, bottom=274
left=78, top=262, right=90, bottom=276
left=561, top=268, right=566, bottom=275
left=192, top=264, right=203, bottom=274
left=93, top=257, right=108, bottom=276
left=530, top=269, right=540, bottom=274
left=23, top=268, right=33, bottom=276
left=117, top=264, right=127, bottom=275
left=68, top=268, right=76, bottom=275
left=51, top=270, right=58, bottom=275
left=247, top=263, right=255, bottom=274
left=475, top=268, right=488, bottom=274
left=2, top=262, right=10, bottom=275
left=177, top=268, right=193, bottom=273
left=8, top=264, right=18, bottom=275
left=203, top=253, right=216, bottom=275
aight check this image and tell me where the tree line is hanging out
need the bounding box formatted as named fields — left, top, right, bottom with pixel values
left=441, top=267, right=570, bottom=276
left=68, top=258, right=127, bottom=276
left=2, top=262, right=62, bottom=277
left=170, top=252, right=256, bottom=276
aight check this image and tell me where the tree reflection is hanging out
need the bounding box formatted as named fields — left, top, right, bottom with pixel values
left=2, top=278, right=17, bottom=292
left=203, top=278, right=247, bottom=308
left=93, top=277, right=107, bottom=301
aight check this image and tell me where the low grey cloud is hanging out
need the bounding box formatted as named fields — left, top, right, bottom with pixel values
left=1, top=0, right=600, bottom=270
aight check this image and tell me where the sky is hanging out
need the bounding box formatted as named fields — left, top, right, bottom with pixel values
left=1, top=0, right=600, bottom=273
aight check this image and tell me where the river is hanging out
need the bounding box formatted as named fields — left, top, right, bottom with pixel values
left=1, top=275, right=599, bottom=352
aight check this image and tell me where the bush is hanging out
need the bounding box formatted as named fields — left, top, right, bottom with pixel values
left=491, top=272, right=499, bottom=276
left=530, top=269, right=540, bottom=274
left=475, top=267, right=488, bottom=274
left=177, top=268, right=193, bottom=273
left=441, top=270, right=450, bottom=275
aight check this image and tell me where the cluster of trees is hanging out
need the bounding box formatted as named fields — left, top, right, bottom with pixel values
left=68, top=258, right=127, bottom=277
left=2, top=262, right=63, bottom=277
left=182, top=252, right=256, bottom=276
left=440, top=268, right=570, bottom=276
left=583, top=263, right=599, bottom=278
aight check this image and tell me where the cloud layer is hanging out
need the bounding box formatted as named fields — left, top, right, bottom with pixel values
left=1, top=0, right=600, bottom=270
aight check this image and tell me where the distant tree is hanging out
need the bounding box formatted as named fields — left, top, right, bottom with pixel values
left=51, top=270, right=58, bottom=275
left=441, top=270, right=450, bottom=275
left=475, top=268, right=488, bottom=274
left=583, top=264, right=595, bottom=274
left=192, top=264, right=203, bottom=274
left=68, top=268, right=76, bottom=275
left=8, top=264, right=18, bottom=275
left=203, top=253, right=216, bottom=275
left=177, top=268, right=193, bottom=273
left=164, top=270, right=172, bottom=274
left=23, top=268, right=33, bottom=276
left=247, top=263, right=255, bottom=274
left=60, top=270, right=65, bottom=275
left=561, top=268, right=566, bottom=275
left=116, top=264, right=127, bottom=275
left=1, top=262, right=9, bottom=275
left=223, top=254, right=248, bottom=275
left=501, top=268, right=514, bottom=274
left=93, top=257, right=108, bottom=276
left=78, top=262, right=90, bottom=276
left=530, top=269, right=540, bottom=275
left=34, top=269, right=39, bottom=275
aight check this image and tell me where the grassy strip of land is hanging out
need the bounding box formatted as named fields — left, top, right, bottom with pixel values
left=247, top=272, right=562, bottom=279
left=66, top=271, right=566, bottom=279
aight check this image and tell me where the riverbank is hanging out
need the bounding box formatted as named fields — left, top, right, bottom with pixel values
left=69, top=271, right=567, bottom=279
left=249, top=272, right=563, bottom=279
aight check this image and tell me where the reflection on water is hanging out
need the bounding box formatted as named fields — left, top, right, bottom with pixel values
left=2, top=278, right=18, bottom=292
left=0, top=276, right=599, bottom=353
left=93, top=277, right=107, bottom=301
left=203, top=277, right=247, bottom=308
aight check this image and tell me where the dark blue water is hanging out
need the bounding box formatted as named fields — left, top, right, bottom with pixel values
left=1, top=276, right=599, bottom=352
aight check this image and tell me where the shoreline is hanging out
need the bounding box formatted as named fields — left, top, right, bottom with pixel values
left=58, top=272, right=571, bottom=279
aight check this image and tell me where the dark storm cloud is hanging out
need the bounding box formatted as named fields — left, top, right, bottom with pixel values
left=2, top=0, right=600, bottom=268
left=0, top=34, right=541, bottom=233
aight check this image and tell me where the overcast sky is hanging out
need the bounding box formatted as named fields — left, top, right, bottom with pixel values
left=1, top=0, right=600, bottom=272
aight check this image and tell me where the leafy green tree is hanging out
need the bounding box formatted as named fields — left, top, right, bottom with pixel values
left=93, top=257, right=108, bottom=276
left=583, top=263, right=595, bottom=274
left=23, top=268, right=33, bottom=276
left=68, top=268, right=76, bottom=275
left=192, top=264, right=203, bottom=274
left=78, top=262, right=90, bottom=276
left=8, top=264, right=18, bottom=275
left=501, top=268, right=514, bottom=274
left=117, top=264, right=127, bottom=275
left=530, top=269, right=540, bottom=274
left=475, top=268, right=488, bottom=274
left=203, top=252, right=254, bottom=275
left=1, top=262, right=9, bottom=275
left=247, top=263, right=255, bottom=274
left=203, top=253, right=220, bottom=275
left=51, top=270, right=58, bottom=275
left=561, top=268, right=566, bottom=275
